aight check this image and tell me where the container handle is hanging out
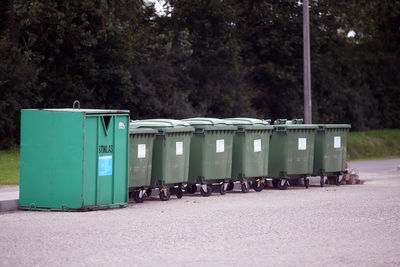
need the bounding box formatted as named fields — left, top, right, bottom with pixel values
left=73, top=100, right=80, bottom=109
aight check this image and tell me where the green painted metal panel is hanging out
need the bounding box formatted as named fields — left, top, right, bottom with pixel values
left=150, top=131, right=192, bottom=187
left=19, top=109, right=129, bottom=211
left=224, top=118, right=273, bottom=180
left=129, top=128, right=157, bottom=189
left=312, top=124, right=351, bottom=175
left=268, top=123, right=316, bottom=179
left=185, top=118, right=237, bottom=183
left=20, top=110, right=84, bottom=209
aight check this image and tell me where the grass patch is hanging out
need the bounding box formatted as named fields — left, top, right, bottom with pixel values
left=347, top=129, right=400, bottom=161
left=0, top=148, right=20, bottom=185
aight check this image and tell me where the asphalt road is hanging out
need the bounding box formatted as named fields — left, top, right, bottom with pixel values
left=1, top=159, right=399, bottom=266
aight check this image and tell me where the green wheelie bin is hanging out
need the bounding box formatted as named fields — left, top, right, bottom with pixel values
left=20, top=104, right=130, bottom=211
left=182, top=118, right=237, bottom=196
left=130, top=119, right=194, bottom=201
left=223, top=118, right=274, bottom=193
left=128, top=125, right=157, bottom=203
left=312, top=124, right=351, bottom=186
left=268, top=119, right=317, bottom=190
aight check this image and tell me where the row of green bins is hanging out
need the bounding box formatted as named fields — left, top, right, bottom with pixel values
left=20, top=107, right=130, bottom=211
left=129, top=119, right=194, bottom=201
left=268, top=119, right=317, bottom=190
left=223, top=118, right=274, bottom=193
left=312, top=124, right=351, bottom=186
left=182, top=118, right=237, bottom=196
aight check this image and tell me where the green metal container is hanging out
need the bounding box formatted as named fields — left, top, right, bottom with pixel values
left=182, top=118, right=237, bottom=197
left=128, top=126, right=157, bottom=203
left=19, top=108, right=130, bottom=211
left=130, top=119, right=194, bottom=201
left=312, top=124, right=351, bottom=186
left=223, top=118, right=274, bottom=193
left=268, top=119, right=317, bottom=190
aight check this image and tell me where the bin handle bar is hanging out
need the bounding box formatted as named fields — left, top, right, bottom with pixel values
left=73, top=100, right=80, bottom=109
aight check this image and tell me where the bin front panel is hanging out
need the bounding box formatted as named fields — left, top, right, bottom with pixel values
left=285, top=129, right=314, bottom=175
left=268, top=128, right=315, bottom=178
left=188, top=130, right=234, bottom=182
left=232, top=130, right=271, bottom=179
left=129, top=133, right=155, bottom=188
left=83, top=114, right=129, bottom=207
left=20, top=110, right=84, bottom=210
left=151, top=132, right=191, bottom=187
left=322, top=128, right=348, bottom=173
left=202, top=131, right=233, bottom=180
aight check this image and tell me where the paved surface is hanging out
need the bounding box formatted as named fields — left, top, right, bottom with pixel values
left=0, top=159, right=399, bottom=266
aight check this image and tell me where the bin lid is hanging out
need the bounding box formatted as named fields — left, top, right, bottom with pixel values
left=130, top=119, right=194, bottom=133
left=316, top=124, right=351, bottom=129
left=272, top=119, right=317, bottom=130
left=274, top=119, right=304, bottom=125
left=129, top=126, right=158, bottom=135
left=30, top=108, right=130, bottom=114
left=223, top=118, right=274, bottom=130
left=183, top=118, right=237, bottom=131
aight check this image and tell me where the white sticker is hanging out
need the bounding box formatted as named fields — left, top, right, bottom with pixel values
left=176, top=142, right=183, bottom=155
left=137, top=144, right=146, bottom=158
left=298, top=138, right=307, bottom=150
left=254, top=139, right=262, bottom=152
left=118, top=122, right=125, bottom=130
left=334, top=136, right=341, bottom=148
left=216, top=139, right=225, bottom=153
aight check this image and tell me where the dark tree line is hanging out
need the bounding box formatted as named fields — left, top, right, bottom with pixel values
left=1, top=0, right=399, bottom=148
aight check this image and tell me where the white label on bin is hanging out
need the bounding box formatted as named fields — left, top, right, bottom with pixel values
left=119, top=122, right=125, bottom=130
left=137, top=144, right=146, bottom=158
left=334, top=136, right=341, bottom=148
left=254, top=139, right=262, bottom=152
left=298, top=138, right=307, bottom=150
left=99, top=156, right=112, bottom=176
left=176, top=142, right=183, bottom=155
left=216, top=139, right=225, bottom=153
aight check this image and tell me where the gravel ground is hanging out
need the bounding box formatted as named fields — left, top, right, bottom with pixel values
left=1, top=163, right=400, bottom=266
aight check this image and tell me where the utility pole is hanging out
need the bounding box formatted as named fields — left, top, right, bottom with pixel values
left=303, top=0, right=312, bottom=123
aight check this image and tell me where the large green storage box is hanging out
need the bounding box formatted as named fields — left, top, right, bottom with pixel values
left=19, top=108, right=130, bottom=211
left=268, top=119, right=317, bottom=190
left=312, top=124, right=351, bottom=185
left=223, top=118, right=274, bottom=193
left=130, top=119, right=194, bottom=201
left=128, top=126, right=157, bottom=203
left=182, top=118, right=237, bottom=197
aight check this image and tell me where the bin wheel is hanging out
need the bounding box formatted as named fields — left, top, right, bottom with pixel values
left=304, top=178, right=310, bottom=189
left=146, top=189, right=152, bottom=197
left=200, top=185, right=212, bottom=197
left=176, top=187, right=183, bottom=199
left=320, top=176, right=325, bottom=187
left=227, top=182, right=234, bottom=191
left=219, top=183, right=227, bottom=195
left=133, top=190, right=145, bottom=203
left=185, top=184, right=197, bottom=194
left=272, top=179, right=278, bottom=188
left=335, top=175, right=340, bottom=186
left=277, top=179, right=288, bottom=190
left=241, top=181, right=250, bottom=193
left=253, top=179, right=265, bottom=192
left=159, top=188, right=171, bottom=201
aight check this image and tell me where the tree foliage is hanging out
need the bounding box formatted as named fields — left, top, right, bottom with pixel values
left=0, top=0, right=399, bottom=148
